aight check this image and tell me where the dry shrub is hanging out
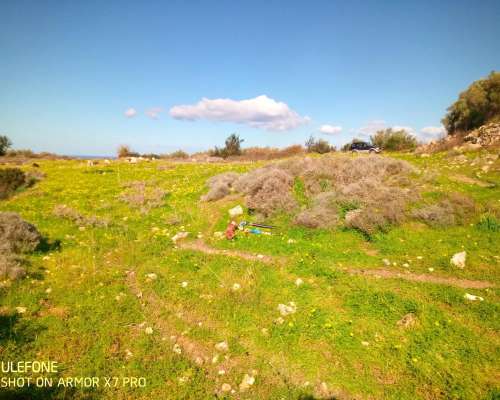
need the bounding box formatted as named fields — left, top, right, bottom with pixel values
left=201, top=172, right=239, bottom=201
left=0, top=212, right=41, bottom=280
left=234, top=167, right=297, bottom=217
left=53, top=205, right=109, bottom=227
left=0, top=212, right=41, bottom=254
left=238, top=145, right=305, bottom=161
left=345, top=209, right=388, bottom=235
left=0, top=168, right=27, bottom=199
left=0, top=255, right=26, bottom=280
left=119, top=181, right=168, bottom=213
left=294, top=192, right=339, bottom=228
left=412, top=193, right=476, bottom=226
left=202, top=155, right=417, bottom=234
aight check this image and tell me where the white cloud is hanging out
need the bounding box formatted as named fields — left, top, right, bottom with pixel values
left=145, top=107, right=163, bottom=119
left=358, top=120, right=387, bottom=136
left=169, top=95, right=310, bottom=132
left=356, top=120, right=416, bottom=137
left=421, top=126, right=445, bottom=136
left=124, top=108, right=137, bottom=118
left=392, top=125, right=415, bottom=134
left=319, top=124, right=342, bottom=135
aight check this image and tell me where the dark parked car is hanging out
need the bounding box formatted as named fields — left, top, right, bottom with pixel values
left=349, top=142, right=381, bottom=153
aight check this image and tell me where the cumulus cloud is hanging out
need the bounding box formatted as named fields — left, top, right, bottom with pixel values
left=392, top=125, right=415, bottom=134
left=124, top=108, right=137, bottom=118
left=421, top=126, right=445, bottom=136
left=358, top=120, right=387, bottom=136
left=169, top=95, right=310, bottom=131
left=356, top=120, right=416, bottom=137
left=319, top=124, right=342, bottom=135
left=145, top=107, right=163, bottom=119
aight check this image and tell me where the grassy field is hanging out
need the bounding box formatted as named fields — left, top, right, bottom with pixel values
left=0, top=150, right=499, bottom=399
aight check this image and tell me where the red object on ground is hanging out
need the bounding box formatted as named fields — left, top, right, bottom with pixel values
left=225, top=221, right=238, bottom=240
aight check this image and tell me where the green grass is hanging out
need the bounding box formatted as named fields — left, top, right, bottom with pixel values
left=0, top=151, right=499, bottom=399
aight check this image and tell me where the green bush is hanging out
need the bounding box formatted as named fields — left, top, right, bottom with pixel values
left=371, top=128, right=417, bottom=151
left=210, top=133, right=244, bottom=158
left=443, top=71, right=500, bottom=134
left=305, top=136, right=335, bottom=154
left=0, top=135, right=12, bottom=156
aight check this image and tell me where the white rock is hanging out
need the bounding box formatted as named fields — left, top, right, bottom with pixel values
left=232, top=283, right=241, bottom=291
left=221, top=383, right=232, bottom=392
left=181, top=281, right=188, bottom=288
left=228, top=205, right=244, bottom=218
left=464, top=293, right=484, bottom=301
left=239, top=374, right=255, bottom=392
left=172, top=231, right=189, bottom=243
left=145, top=273, right=157, bottom=280
left=277, top=302, right=297, bottom=316
left=451, top=251, right=466, bottom=269
left=428, top=267, right=434, bottom=272
left=145, top=327, right=153, bottom=335
left=15, top=307, right=27, bottom=314
left=295, top=278, right=304, bottom=287
left=382, top=259, right=391, bottom=266
left=173, top=343, right=182, bottom=354
left=215, top=341, right=229, bottom=352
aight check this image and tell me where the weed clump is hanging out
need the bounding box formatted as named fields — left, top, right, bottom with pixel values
left=53, top=205, right=109, bottom=227
left=119, top=181, right=168, bottom=213
left=412, top=193, right=476, bottom=227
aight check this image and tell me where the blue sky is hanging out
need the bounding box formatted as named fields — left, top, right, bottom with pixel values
left=1, top=0, right=499, bottom=156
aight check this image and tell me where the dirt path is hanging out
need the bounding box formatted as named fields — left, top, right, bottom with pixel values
left=451, top=174, right=495, bottom=188
left=178, top=240, right=494, bottom=290
left=177, top=239, right=280, bottom=264
left=348, top=268, right=495, bottom=289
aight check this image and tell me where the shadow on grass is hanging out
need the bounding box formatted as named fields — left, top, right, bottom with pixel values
left=35, top=237, right=62, bottom=253
left=0, top=314, right=46, bottom=346
left=0, top=386, right=99, bottom=400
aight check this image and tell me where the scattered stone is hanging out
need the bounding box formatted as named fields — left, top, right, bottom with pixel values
left=145, top=326, right=153, bottom=335
left=403, top=263, right=410, bottom=268
left=145, top=273, right=157, bottom=280
left=464, top=293, right=484, bottom=301
left=451, top=251, right=466, bottom=269
left=228, top=205, right=244, bottom=218
left=181, top=281, right=188, bottom=288
left=15, top=306, right=27, bottom=314
left=295, top=278, right=304, bottom=287
left=239, top=374, right=255, bottom=392
left=221, top=383, right=232, bottom=392
left=215, top=341, right=229, bottom=352
left=213, top=231, right=224, bottom=239
left=172, top=231, right=189, bottom=243
left=172, top=343, right=182, bottom=354
left=382, top=259, right=391, bottom=266
left=277, top=302, right=297, bottom=316
left=361, top=341, right=370, bottom=347
left=428, top=267, right=434, bottom=272
left=287, top=239, right=296, bottom=244
left=257, top=254, right=264, bottom=259
left=274, top=317, right=285, bottom=325
left=397, top=313, right=417, bottom=329
left=232, top=283, right=241, bottom=291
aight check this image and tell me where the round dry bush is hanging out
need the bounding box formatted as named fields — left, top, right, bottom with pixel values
left=0, top=212, right=42, bottom=254
left=234, top=167, right=297, bottom=216
left=201, top=172, right=240, bottom=201
left=295, top=192, right=339, bottom=228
